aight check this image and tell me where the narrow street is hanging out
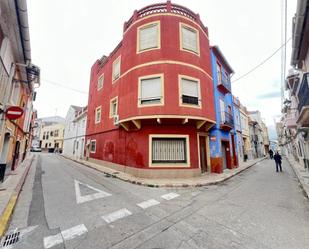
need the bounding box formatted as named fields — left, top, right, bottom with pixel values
left=5, top=153, right=309, bottom=249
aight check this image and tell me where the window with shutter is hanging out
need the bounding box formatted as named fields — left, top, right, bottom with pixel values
left=180, top=77, right=200, bottom=106
left=180, top=24, right=199, bottom=54
left=90, top=140, right=96, bottom=153
left=97, top=74, right=104, bottom=90
left=112, top=57, right=121, bottom=81
left=139, top=75, right=163, bottom=106
left=110, top=97, right=118, bottom=117
left=95, top=106, right=101, bottom=124
left=152, top=138, right=187, bottom=163
left=138, top=22, right=160, bottom=52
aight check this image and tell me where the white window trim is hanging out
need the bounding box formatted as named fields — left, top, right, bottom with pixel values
left=138, top=74, right=164, bottom=108
left=90, top=139, right=96, bottom=153
left=149, top=134, right=190, bottom=168
left=137, top=21, right=161, bottom=54
left=112, top=56, right=121, bottom=83
left=179, top=22, right=200, bottom=56
left=97, top=73, right=104, bottom=91
left=95, top=106, right=102, bottom=124
left=109, top=96, right=118, bottom=118
left=178, top=74, right=201, bottom=109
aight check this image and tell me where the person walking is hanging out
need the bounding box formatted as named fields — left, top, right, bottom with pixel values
left=273, top=151, right=282, bottom=172
left=269, top=149, right=274, bottom=159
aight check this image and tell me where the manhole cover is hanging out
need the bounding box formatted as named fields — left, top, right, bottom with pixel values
left=2, top=231, right=20, bottom=247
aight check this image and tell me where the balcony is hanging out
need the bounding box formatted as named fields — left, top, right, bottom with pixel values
left=220, top=111, right=234, bottom=131
left=124, top=1, right=208, bottom=33
left=297, top=73, right=309, bottom=127
left=217, top=72, right=231, bottom=94
left=285, top=110, right=297, bottom=129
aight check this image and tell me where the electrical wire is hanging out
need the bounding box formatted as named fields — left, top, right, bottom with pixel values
left=42, top=78, right=88, bottom=94
left=232, top=37, right=291, bottom=83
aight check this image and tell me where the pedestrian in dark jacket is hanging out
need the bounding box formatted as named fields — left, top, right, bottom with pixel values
left=269, top=149, right=274, bottom=159
left=273, top=152, right=282, bottom=172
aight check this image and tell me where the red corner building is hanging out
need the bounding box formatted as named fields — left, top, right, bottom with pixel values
left=86, top=1, right=215, bottom=178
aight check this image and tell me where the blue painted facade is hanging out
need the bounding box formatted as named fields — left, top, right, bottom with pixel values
left=232, top=96, right=243, bottom=162
left=209, top=46, right=238, bottom=173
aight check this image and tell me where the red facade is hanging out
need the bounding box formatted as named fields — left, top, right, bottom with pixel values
left=86, top=2, right=216, bottom=177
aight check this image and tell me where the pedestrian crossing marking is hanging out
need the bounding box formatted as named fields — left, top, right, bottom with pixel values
left=74, top=179, right=112, bottom=204
left=161, top=192, right=180, bottom=200
left=102, top=208, right=132, bottom=223
left=137, top=199, right=160, bottom=209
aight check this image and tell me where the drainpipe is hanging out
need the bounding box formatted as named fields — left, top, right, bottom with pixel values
left=291, top=0, right=308, bottom=67
left=14, top=0, right=31, bottom=65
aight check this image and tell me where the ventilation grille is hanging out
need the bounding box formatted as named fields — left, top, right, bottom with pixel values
left=2, top=231, right=20, bottom=247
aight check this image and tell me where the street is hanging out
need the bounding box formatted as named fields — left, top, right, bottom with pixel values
left=5, top=153, right=309, bottom=249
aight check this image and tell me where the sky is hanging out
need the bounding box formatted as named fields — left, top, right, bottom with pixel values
left=27, top=0, right=296, bottom=140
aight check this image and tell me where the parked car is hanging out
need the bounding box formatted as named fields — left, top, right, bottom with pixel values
left=30, top=146, right=42, bottom=152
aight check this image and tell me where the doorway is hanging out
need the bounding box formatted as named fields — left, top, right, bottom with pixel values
left=0, top=133, right=10, bottom=164
left=221, top=142, right=227, bottom=170
left=199, top=135, right=208, bottom=173
left=12, top=141, right=20, bottom=170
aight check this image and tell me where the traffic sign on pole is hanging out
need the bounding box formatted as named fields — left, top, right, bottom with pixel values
left=5, top=106, right=24, bottom=120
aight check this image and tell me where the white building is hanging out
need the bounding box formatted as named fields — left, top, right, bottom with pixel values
left=63, top=106, right=87, bottom=159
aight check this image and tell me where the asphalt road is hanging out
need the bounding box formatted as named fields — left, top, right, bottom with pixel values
left=3, top=153, right=309, bottom=249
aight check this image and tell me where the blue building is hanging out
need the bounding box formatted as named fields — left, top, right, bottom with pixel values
left=232, top=96, right=243, bottom=162
left=209, top=46, right=238, bottom=173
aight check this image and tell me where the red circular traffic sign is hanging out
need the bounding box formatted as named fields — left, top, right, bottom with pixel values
left=5, top=106, right=24, bottom=120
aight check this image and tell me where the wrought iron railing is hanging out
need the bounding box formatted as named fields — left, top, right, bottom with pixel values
left=221, top=111, right=234, bottom=127
left=124, top=2, right=207, bottom=32
left=297, top=73, right=309, bottom=113
left=217, top=72, right=231, bottom=92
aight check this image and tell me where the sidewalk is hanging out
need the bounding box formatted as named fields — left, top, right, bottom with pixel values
left=286, top=155, right=309, bottom=198
left=0, top=154, right=35, bottom=237
left=62, top=155, right=266, bottom=188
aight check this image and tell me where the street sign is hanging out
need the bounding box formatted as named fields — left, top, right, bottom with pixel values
left=5, top=106, right=24, bottom=120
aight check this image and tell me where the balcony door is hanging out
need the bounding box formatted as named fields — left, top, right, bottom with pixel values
left=219, top=99, right=225, bottom=122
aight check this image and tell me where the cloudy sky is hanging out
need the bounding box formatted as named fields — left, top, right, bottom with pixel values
left=27, top=0, right=296, bottom=139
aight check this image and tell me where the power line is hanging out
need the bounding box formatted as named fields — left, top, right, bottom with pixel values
left=232, top=37, right=292, bottom=83
left=42, top=79, right=89, bottom=94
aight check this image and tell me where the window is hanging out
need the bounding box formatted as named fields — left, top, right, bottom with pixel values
left=149, top=135, right=190, bottom=167
left=180, top=23, right=199, bottom=54
left=112, top=57, right=121, bottom=81
left=54, top=130, right=59, bottom=137
left=95, top=106, right=101, bottom=124
left=139, top=75, right=163, bottom=106
left=180, top=76, right=200, bottom=106
left=110, top=97, right=118, bottom=117
left=220, top=99, right=225, bottom=122
left=50, top=131, right=54, bottom=137
left=138, top=22, right=160, bottom=52
left=216, top=62, right=222, bottom=84
left=97, top=74, right=104, bottom=90
left=90, top=140, right=96, bottom=153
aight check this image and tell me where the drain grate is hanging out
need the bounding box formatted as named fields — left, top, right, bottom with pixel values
left=2, top=231, right=20, bottom=247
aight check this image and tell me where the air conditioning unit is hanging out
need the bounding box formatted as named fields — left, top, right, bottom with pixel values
left=114, top=115, right=119, bottom=125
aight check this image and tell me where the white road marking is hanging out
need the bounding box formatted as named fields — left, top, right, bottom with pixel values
left=43, top=233, right=64, bottom=249
left=43, top=224, right=87, bottom=248
left=137, top=199, right=160, bottom=209
left=74, top=179, right=112, bottom=204
left=61, top=224, right=88, bottom=240
left=102, top=208, right=132, bottom=223
left=161, top=192, right=180, bottom=200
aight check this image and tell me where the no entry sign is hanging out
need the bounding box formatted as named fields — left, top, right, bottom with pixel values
left=5, top=106, right=24, bottom=120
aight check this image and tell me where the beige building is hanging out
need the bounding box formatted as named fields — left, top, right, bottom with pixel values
left=261, top=121, right=270, bottom=155
left=40, top=121, right=65, bottom=152
left=239, top=104, right=252, bottom=160
left=0, top=0, right=40, bottom=172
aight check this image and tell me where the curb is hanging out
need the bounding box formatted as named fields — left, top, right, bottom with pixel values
left=62, top=155, right=265, bottom=188
left=0, top=155, right=35, bottom=238
left=285, top=157, right=309, bottom=198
